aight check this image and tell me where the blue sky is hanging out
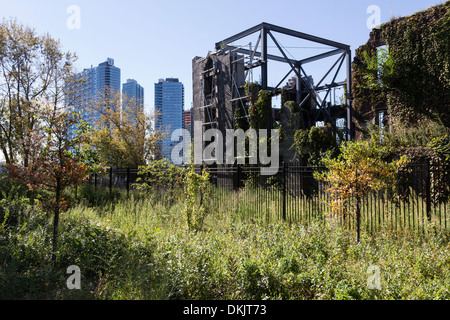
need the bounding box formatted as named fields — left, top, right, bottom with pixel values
left=0, top=0, right=445, bottom=113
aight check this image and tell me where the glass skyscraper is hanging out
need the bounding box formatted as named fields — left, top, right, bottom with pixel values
left=122, top=79, right=144, bottom=125
left=67, top=58, right=121, bottom=131
left=96, top=58, right=121, bottom=102
left=154, top=78, right=184, bottom=161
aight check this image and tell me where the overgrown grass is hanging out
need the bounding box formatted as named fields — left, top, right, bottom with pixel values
left=1, top=185, right=450, bottom=300
left=387, top=117, right=448, bottom=148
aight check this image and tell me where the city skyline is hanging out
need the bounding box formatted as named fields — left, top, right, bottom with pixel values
left=67, top=58, right=148, bottom=137
left=0, top=0, right=443, bottom=115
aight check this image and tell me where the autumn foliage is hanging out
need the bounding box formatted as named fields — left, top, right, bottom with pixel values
left=316, top=136, right=409, bottom=242
left=7, top=100, right=89, bottom=261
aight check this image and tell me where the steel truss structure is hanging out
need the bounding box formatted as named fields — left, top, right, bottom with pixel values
left=215, top=22, right=353, bottom=141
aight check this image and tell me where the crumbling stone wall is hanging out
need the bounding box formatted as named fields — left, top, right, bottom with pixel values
left=352, top=1, right=450, bottom=136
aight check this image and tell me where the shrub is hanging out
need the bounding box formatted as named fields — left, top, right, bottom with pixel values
left=294, top=124, right=339, bottom=166
left=135, top=159, right=185, bottom=206
left=0, top=175, right=35, bottom=229
left=183, top=165, right=213, bottom=232
left=316, top=136, right=409, bottom=242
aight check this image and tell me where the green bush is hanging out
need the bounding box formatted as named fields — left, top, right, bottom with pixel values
left=0, top=175, right=35, bottom=229
left=73, top=184, right=124, bottom=208
left=294, top=124, right=339, bottom=165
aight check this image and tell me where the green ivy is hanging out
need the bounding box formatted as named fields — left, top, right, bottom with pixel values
left=294, top=124, right=339, bottom=166
left=242, top=82, right=272, bottom=130
left=251, top=93, right=271, bottom=130
left=428, top=134, right=450, bottom=204
left=353, top=2, right=450, bottom=129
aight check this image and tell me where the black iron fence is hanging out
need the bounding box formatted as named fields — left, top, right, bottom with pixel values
left=87, top=161, right=450, bottom=232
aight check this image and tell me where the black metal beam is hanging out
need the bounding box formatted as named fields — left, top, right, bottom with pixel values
left=245, top=60, right=264, bottom=70
left=215, top=22, right=350, bottom=51
left=211, top=22, right=352, bottom=140
left=267, top=30, right=302, bottom=81
left=314, top=81, right=347, bottom=92
left=262, top=22, right=350, bottom=50
left=275, top=69, right=294, bottom=90
left=215, top=23, right=264, bottom=50
left=318, top=53, right=346, bottom=111
left=261, top=27, right=268, bottom=89
left=312, top=53, right=346, bottom=90
left=297, top=64, right=339, bottom=134
left=345, top=49, right=354, bottom=141
left=298, top=48, right=344, bottom=65
left=230, top=47, right=298, bottom=65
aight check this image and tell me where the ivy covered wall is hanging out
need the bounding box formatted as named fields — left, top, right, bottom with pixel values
left=352, top=1, right=450, bottom=134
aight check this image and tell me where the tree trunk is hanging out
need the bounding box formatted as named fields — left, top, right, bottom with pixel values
left=1, top=146, right=10, bottom=165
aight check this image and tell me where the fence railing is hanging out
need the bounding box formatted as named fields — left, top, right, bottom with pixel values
left=86, top=161, right=450, bottom=232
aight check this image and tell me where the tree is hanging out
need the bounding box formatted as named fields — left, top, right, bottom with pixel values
left=182, top=164, right=212, bottom=233
left=87, top=91, right=163, bottom=168
left=315, top=134, right=408, bottom=242
left=7, top=99, right=89, bottom=262
left=361, top=46, right=395, bottom=92
left=0, top=18, right=78, bottom=166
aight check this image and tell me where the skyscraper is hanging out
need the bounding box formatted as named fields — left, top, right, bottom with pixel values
left=96, top=58, right=121, bottom=102
left=123, top=79, right=144, bottom=110
left=154, top=78, right=184, bottom=161
left=67, top=58, right=121, bottom=130
left=122, top=79, right=144, bottom=125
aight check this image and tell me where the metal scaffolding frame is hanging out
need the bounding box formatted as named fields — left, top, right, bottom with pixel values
left=200, top=55, right=220, bottom=130
left=215, top=22, right=354, bottom=141
left=230, top=44, right=252, bottom=129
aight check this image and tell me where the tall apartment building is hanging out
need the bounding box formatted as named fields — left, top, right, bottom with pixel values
left=67, top=58, right=121, bottom=130
left=96, top=58, right=121, bottom=102
left=154, top=78, right=184, bottom=161
left=123, top=79, right=144, bottom=125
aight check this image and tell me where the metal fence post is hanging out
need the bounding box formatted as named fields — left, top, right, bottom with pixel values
left=235, top=165, right=241, bottom=190
left=283, top=162, right=287, bottom=221
left=109, top=167, right=113, bottom=198
left=127, top=167, right=130, bottom=199
left=425, top=159, right=432, bottom=222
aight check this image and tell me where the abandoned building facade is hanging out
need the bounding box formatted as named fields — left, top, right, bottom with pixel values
left=192, top=1, right=449, bottom=167
left=192, top=22, right=353, bottom=166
